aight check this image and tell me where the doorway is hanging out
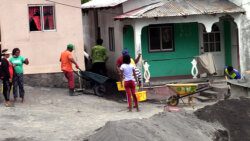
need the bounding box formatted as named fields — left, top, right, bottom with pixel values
left=199, top=23, right=225, bottom=75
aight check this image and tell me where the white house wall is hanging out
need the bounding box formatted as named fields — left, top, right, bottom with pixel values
left=98, top=7, right=124, bottom=74
left=230, top=0, right=243, bottom=5
left=0, top=0, right=84, bottom=74
left=240, top=1, right=250, bottom=72
left=240, top=7, right=250, bottom=72
left=229, top=0, right=250, bottom=72
left=83, top=10, right=96, bottom=54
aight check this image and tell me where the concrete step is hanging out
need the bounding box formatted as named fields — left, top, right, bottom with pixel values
left=210, top=77, right=227, bottom=84
left=211, top=84, right=229, bottom=91
left=199, top=90, right=218, bottom=99
left=211, top=84, right=230, bottom=99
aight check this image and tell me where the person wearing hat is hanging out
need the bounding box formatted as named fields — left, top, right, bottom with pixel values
left=60, top=44, right=79, bottom=96
left=9, top=48, right=29, bottom=103
left=116, top=49, right=142, bottom=85
left=116, top=49, right=140, bottom=69
left=0, top=49, right=14, bottom=107
left=91, top=38, right=108, bottom=76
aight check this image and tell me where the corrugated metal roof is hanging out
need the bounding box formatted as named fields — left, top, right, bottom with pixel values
left=115, top=0, right=245, bottom=19
left=81, top=0, right=128, bottom=9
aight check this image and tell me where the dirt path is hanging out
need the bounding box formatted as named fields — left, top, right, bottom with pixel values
left=0, top=86, right=163, bottom=141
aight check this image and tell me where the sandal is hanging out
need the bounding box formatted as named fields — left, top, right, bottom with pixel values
left=5, top=102, right=13, bottom=107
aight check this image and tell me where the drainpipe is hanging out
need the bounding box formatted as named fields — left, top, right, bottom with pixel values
left=94, top=9, right=99, bottom=40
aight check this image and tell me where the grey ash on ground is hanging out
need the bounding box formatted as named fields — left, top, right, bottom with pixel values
left=195, top=97, right=250, bottom=141
left=86, top=112, right=224, bottom=141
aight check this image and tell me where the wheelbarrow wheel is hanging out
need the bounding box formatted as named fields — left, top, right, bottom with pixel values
left=167, top=95, right=179, bottom=106
left=93, top=84, right=106, bottom=97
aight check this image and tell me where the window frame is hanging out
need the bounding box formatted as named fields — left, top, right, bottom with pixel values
left=108, top=27, right=115, bottom=52
left=148, top=24, right=174, bottom=53
left=28, top=4, right=56, bottom=32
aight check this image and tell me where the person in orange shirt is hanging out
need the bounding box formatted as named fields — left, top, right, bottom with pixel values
left=60, top=44, right=79, bottom=96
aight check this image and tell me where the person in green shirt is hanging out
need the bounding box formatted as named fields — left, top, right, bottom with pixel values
left=91, top=38, right=108, bottom=76
left=9, top=48, right=29, bottom=103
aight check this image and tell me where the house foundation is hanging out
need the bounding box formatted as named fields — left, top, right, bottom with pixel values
left=24, top=73, right=81, bottom=88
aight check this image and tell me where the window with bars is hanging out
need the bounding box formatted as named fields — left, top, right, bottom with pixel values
left=148, top=25, right=174, bottom=52
left=29, top=5, right=56, bottom=31
left=203, top=25, right=221, bottom=52
left=108, top=27, right=115, bottom=51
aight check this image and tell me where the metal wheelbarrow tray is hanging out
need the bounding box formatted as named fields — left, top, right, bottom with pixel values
left=75, top=71, right=109, bottom=96
left=166, top=83, right=210, bottom=106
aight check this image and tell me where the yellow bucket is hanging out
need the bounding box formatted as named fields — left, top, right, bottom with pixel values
left=116, top=82, right=125, bottom=91
left=135, top=91, right=147, bottom=102
left=116, top=81, right=140, bottom=91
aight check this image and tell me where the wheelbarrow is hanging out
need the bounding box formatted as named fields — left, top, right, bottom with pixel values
left=74, top=70, right=109, bottom=96
left=166, top=83, right=210, bottom=106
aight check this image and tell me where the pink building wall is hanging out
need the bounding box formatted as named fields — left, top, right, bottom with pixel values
left=0, top=0, right=85, bottom=74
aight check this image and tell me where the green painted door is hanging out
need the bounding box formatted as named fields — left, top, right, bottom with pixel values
left=123, top=25, right=135, bottom=59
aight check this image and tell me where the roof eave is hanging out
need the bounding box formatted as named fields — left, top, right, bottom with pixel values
left=114, top=11, right=245, bottom=20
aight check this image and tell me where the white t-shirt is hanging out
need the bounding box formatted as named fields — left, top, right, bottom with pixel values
left=120, top=64, right=135, bottom=81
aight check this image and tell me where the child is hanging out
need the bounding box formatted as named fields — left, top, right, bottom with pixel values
left=0, top=50, right=14, bottom=107
left=120, top=55, right=140, bottom=112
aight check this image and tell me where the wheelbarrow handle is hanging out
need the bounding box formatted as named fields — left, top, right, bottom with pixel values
left=73, top=68, right=83, bottom=77
left=77, top=68, right=83, bottom=72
